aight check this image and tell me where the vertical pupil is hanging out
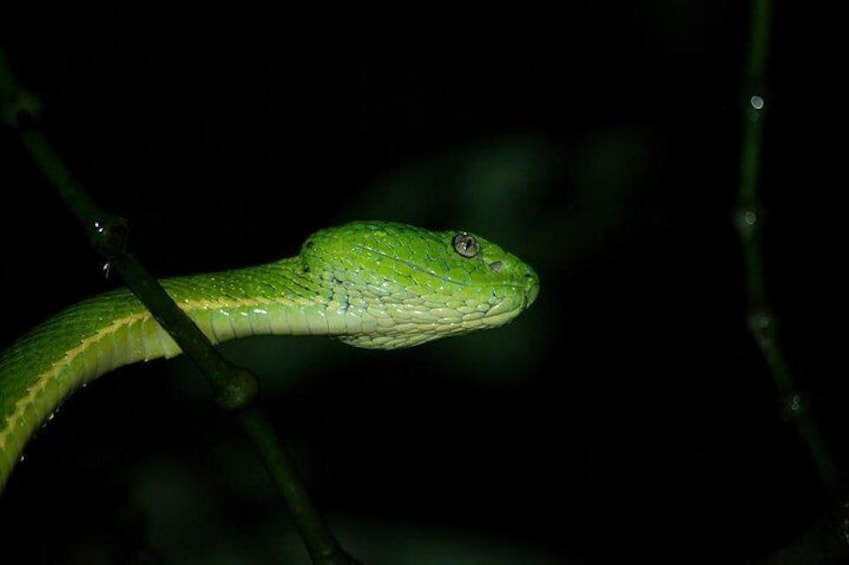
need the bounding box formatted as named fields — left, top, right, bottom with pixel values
left=453, top=234, right=478, bottom=257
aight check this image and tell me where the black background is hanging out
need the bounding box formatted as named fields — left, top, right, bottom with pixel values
left=0, top=4, right=844, bottom=564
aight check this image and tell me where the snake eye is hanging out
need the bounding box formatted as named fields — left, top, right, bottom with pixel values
left=452, top=233, right=479, bottom=258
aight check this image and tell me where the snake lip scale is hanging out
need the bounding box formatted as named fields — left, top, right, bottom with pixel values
left=0, top=220, right=539, bottom=493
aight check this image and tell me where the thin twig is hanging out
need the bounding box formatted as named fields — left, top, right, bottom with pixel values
left=0, top=46, right=357, bottom=564
left=738, top=3, right=849, bottom=562
left=736, top=0, right=842, bottom=494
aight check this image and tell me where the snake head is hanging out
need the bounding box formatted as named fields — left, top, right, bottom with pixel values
left=300, top=221, right=539, bottom=349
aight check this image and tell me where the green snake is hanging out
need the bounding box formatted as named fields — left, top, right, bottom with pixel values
left=0, top=221, right=538, bottom=493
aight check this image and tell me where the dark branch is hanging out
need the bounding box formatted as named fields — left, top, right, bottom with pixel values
left=0, top=46, right=357, bottom=564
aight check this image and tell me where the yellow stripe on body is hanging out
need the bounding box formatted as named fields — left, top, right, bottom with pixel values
left=0, top=294, right=300, bottom=490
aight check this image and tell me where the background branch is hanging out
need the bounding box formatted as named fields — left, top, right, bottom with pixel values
left=736, top=0, right=841, bottom=495
left=737, top=1, right=849, bottom=563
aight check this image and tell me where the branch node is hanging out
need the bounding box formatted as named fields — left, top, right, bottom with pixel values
left=92, top=215, right=130, bottom=259
left=745, top=93, right=766, bottom=122
left=735, top=205, right=761, bottom=236
left=1, top=87, right=41, bottom=129
left=215, top=367, right=260, bottom=411
left=779, top=391, right=807, bottom=423
left=746, top=309, right=775, bottom=340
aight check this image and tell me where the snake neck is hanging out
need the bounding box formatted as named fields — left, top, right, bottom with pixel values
left=161, top=257, right=335, bottom=349
left=0, top=258, right=325, bottom=488
left=28, top=257, right=333, bottom=380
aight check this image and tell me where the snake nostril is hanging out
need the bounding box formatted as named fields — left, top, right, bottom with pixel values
left=488, top=261, right=504, bottom=273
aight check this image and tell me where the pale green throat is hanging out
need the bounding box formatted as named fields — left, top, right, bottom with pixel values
left=0, top=221, right=539, bottom=492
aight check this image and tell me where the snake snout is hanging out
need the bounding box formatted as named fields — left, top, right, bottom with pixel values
left=523, top=268, right=540, bottom=309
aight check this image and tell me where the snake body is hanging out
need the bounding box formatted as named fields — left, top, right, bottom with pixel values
left=0, top=221, right=538, bottom=493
